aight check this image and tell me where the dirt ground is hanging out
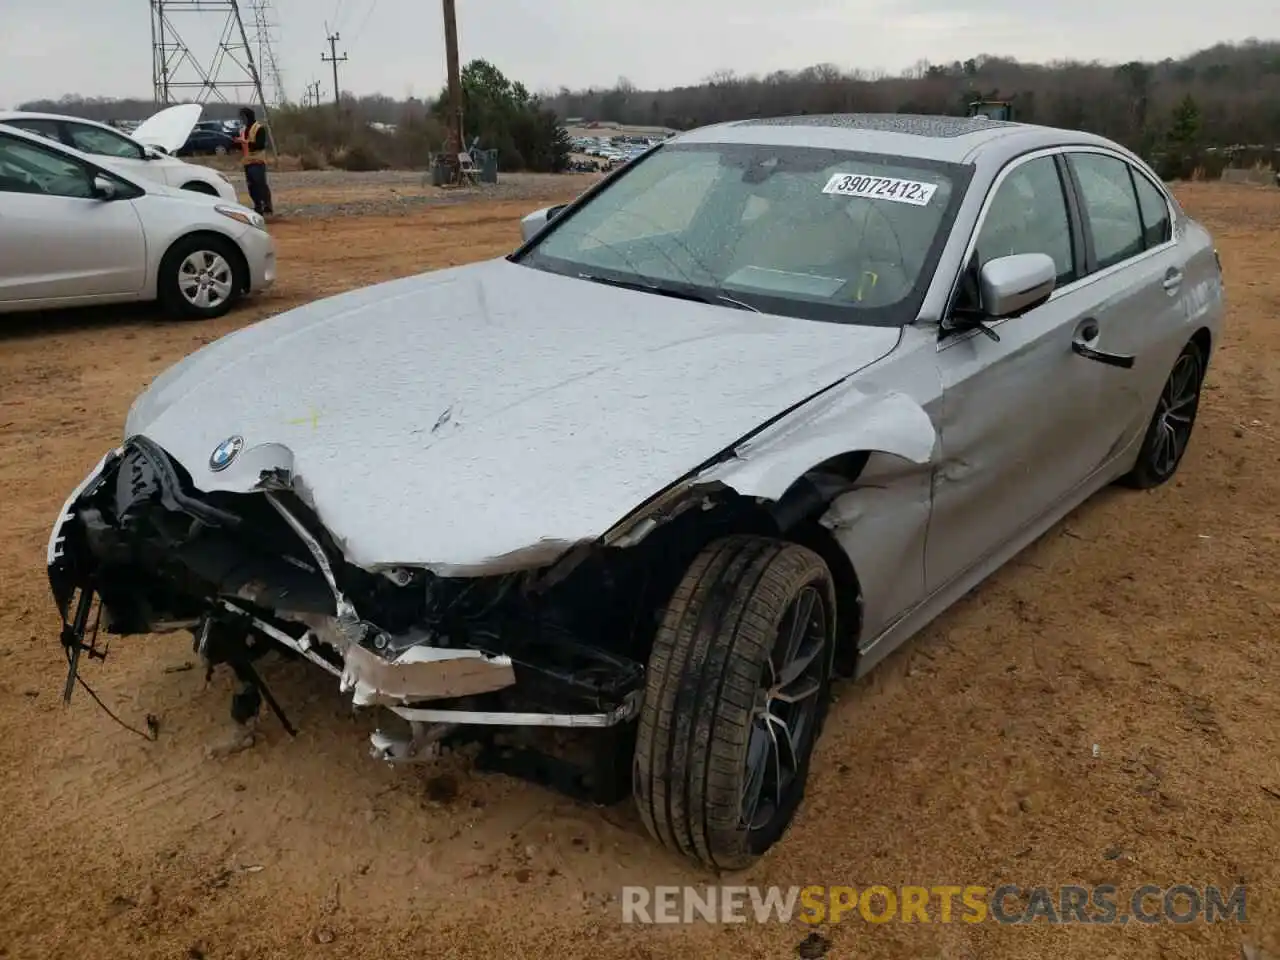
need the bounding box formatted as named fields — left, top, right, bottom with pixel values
left=0, top=178, right=1276, bottom=960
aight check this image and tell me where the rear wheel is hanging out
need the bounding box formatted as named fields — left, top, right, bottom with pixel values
left=1119, top=338, right=1207, bottom=489
left=157, top=234, right=243, bottom=320
left=633, top=536, right=835, bottom=870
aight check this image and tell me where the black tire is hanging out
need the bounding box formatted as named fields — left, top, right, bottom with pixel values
left=633, top=535, right=836, bottom=871
left=182, top=181, right=219, bottom=196
left=1118, top=338, right=1207, bottom=489
left=214, top=145, right=229, bottom=156
left=157, top=234, right=244, bottom=321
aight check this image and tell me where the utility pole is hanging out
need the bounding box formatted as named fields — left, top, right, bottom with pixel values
left=321, top=32, right=348, bottom=108
left=441, top=0, right=464, bottom=179
left=305, top=80, right=322, bottom=107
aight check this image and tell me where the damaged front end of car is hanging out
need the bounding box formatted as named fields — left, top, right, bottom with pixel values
left=48, top=436, right=672, bottom=801
left=49, top=381, right=940, bottom=807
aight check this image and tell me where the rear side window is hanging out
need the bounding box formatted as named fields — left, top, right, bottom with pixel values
left=3, top=118, right=63, bottom=144
left=1131, top=170, right=1172, bottom=248
left=1068, top=153, right=1144, bottom=270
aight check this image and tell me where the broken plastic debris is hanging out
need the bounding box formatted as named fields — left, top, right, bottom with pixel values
left=1091, top=744, right=1101, bottom=758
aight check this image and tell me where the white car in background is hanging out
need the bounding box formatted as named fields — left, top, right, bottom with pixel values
left=0, top=104, right=239, bottom=203
left=0, top=124, right=275, bottom=320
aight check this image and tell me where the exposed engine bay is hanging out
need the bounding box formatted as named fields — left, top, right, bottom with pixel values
left=48, top=437, right=783, bottom=800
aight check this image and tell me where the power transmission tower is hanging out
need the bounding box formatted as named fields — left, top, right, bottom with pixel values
left=304, top=80, right=323, bottom=107
left=149, top=0, right=283, bottom=107
left=322, top=33, right=348, bottom=108
left=246, top=0, right=287, bottom=105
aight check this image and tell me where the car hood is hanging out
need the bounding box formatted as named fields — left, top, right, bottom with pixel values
left=126, top=259, right=901, bottom=572
left=132, top=103, right=202, bottom=152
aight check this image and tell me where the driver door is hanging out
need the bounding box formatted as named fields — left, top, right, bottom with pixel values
left=925, top=152, right=1113, bottom=591
left=0, top=132, right=146, bottom=305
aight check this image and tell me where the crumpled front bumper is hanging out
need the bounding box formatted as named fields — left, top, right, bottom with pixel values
left=47, top=440, right=643, bottom=744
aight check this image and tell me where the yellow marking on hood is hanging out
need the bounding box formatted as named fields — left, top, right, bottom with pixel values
left=286, top=407, right=321, bottom=429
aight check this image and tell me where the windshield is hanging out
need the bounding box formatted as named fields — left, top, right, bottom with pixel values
left=517, top=142, right=970, bottom=325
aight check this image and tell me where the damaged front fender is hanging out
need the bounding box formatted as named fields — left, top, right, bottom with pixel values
left=698, top=389, right=938, bottom=501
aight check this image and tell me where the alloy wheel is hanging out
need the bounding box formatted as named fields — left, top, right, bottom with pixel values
left=741, top=585, right=828, bottom=834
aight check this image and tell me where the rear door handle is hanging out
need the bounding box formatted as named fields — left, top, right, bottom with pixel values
left=1071, top=317, right=1135, bottom=369
left=1162, top=268, right=1184, bottom=292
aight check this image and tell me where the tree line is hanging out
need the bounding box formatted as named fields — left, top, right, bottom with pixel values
left=19, top=40, right=1280, bottom=176
left=547, top=40, right=1280, bottom=177
left=17, top=60, right=570, bottom=173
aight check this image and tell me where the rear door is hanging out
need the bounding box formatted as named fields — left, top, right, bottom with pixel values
left=0, top=132, right=146, bottom=305
left=1062, top=150, right=1192, bottom=450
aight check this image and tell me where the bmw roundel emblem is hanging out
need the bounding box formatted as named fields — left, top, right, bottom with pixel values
left=209, top=435, right=244, bottom=472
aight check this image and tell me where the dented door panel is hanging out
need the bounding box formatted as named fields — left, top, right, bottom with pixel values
left=926, top=284, right=1109, bottom=593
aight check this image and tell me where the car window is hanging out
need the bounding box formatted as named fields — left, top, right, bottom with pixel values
left=974, top=155, right=1076, bottom=285
left=2, top=118, right=64, bottom=145
left=1131, top=169, right=1172, bottom=248
left=0, top=135, right=95, bottom=199
left=521, top=143, right=966, bottom=327
left=1068, top=153, right=1145, bottom=270
left=65, top=122, right=146, bottom=160
left=584, top=151, right=720, bottom=243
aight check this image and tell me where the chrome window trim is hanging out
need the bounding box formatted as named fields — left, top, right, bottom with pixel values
left=937, top=144, right=1177, bottom=352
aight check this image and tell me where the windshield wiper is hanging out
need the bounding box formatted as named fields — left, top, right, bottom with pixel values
left=577, top=273, right=759, bottom=312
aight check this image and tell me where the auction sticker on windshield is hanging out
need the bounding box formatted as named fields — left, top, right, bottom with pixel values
left=822, top=173, right=938, bottom=206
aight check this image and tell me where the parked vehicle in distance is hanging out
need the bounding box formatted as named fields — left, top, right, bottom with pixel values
left=0, top=125, right=275, bottom=320
left=48, top=113, right=1222, bottom=872
left=177, top=121, right=241, bottom=158
left=0, top=105, right=238, bottom=202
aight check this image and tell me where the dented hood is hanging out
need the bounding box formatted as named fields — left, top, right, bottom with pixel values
left=126, top=259, right=901, bottom=571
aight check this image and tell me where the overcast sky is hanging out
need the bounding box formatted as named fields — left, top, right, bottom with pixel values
left=4, top=0, right=1278, bottom=107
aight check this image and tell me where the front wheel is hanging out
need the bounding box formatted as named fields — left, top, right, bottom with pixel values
left=157, top=235, right=243, bottom=320
left=633, top=536, right=835, bottom=871
left=1119, top=337, right=1207, bottom=489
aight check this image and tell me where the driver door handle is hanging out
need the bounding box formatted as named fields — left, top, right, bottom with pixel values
left=1162, top=267, right=1184, bottom=293
left=1071, top=317, right=1135, bottom=369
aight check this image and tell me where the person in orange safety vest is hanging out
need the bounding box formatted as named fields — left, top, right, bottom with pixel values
left=234, top=107, right=273, bottom=216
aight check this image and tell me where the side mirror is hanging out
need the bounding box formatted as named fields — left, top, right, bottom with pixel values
left=92, top=175, right=120, bottom=201
left=519, top=204, right=566, bottom=243
left=979, top=252, right=1056, bottom=317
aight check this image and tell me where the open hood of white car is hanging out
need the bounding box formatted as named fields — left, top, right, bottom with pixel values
left=132, top=103, right=202, bottom=153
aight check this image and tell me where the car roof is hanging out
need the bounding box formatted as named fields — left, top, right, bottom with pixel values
left=673, top=113, right=1124, bottom=165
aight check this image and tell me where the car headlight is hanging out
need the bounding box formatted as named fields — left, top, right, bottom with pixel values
left=215, top=204, right=266, bottom=231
